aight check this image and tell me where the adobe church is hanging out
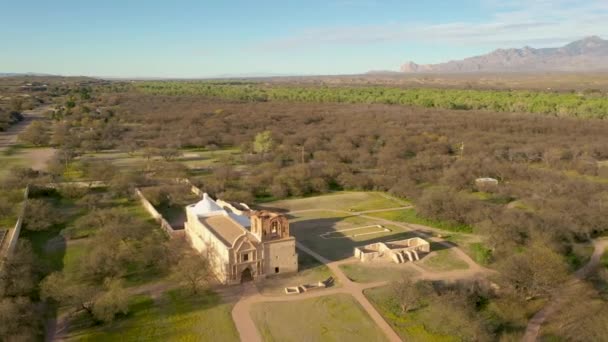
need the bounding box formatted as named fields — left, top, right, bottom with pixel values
left=184, top=193, right=298, bottom=285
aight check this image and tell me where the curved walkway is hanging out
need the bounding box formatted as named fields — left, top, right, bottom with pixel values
left=230, top=208, right=494, bottom=342
left=523, top=238, right=608, bottom=342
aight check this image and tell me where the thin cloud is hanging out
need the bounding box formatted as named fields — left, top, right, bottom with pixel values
left=258, top=1, right=608, bottom=50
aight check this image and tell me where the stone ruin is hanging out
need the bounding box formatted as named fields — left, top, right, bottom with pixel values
left=475, top=177, right=499, bottom=192
left=284, top=277, right=335, bottom=295
left=354, top=237, right=430, bottom=264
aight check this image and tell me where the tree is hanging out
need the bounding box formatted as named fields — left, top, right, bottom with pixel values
left=41, top=273, right=130, bottom=323
left=40, top=272, right=98, bottom=316
left=0, top=241, right=37, bottom=297
left=498, top=241, right=568, bottom=298
left=253, top=131, right=274, bottom=154
left=91, top=279, right=129, bottom=323
left=23, top=199, right=58, bottom=231
left=172, top=253, right=211, bottom=294
left=0, top=297, right=39, bottom=341
left=391, top=278, right=428, bottom=313
left=18, top=121, right=50, bottom=146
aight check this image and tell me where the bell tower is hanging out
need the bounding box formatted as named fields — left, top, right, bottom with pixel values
left=250, top=211, right=289, bottom=242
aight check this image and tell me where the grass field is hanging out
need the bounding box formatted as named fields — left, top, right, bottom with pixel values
left=66, top=289, right=238, bottom=342
left=366, top=284, right=547, bottom=341
left=366, top=209, right=473, bottom=233
left=289, top=211, right=418, bottom=261
left=339, top=263, right=420, bottom=283
left=0, top=145, right=54, bottom=179
left=262, top=191, right=408, bottom=212
left=82, top=147, right=240, bottom=173
left=255, top=251, right=336, bottom=295
left=419, top=249, right=469, bottom=272
left=365, top=285, right=458, bottom=342
left=251, top=293, right=388, bottom=342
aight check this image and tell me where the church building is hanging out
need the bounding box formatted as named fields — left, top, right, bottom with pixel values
left=184, top=193, right=298, bottom=284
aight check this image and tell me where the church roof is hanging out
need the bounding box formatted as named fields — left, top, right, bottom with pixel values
left=199, top=215, right=247, bottom=247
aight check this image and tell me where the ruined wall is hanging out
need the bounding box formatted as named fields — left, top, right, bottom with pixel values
left=263, top=238, right=298, bottom=275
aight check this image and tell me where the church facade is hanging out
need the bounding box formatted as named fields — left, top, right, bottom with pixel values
left=184, top=193, right=298, bottom=285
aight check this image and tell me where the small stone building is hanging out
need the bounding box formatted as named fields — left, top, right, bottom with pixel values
left=184, top=193, right=298, bottom=285
left=475, top=177, right=499, bottom=191
left=354, top=237, right=430, bottom=264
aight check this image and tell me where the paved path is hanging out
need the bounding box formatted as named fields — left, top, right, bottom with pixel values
left=230, top=208, right=494, bottom=342
left=523, top=238, right=608, bottom=342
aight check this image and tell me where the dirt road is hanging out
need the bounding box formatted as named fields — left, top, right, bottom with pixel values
left=0, top=105, right=51, bottom=151
left=523, top=238, right=608, bottom=341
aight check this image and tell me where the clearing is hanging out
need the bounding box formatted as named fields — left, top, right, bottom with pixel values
left=250, top=293, right=388, bottom=342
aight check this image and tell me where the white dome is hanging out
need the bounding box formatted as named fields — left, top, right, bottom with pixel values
left=191, top=193, right=224, bottom=216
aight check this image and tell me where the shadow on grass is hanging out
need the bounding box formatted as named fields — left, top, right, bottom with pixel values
left=291, top=215, right=459, bottom=262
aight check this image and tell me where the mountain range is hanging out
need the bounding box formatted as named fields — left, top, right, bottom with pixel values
left=400, top=36, right=608, bottom=73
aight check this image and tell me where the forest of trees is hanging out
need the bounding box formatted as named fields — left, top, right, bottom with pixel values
left=3, top=79, right=607, bottom=339
left=134, top=81, right=608, bottom=119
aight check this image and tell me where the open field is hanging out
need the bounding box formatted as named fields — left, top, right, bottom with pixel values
left=419, top=249, right=470, bottom=272
left=251, top=293, right=388, bottom=342
left=339, top=262, right=420, bottom=283
left=0, top=146, right=54, bottom=179
left=65, top=289, right=238, bottom=342
left=289, top=211, right=418, bottom=261
left=81, top=147, right=240, bottom=173
left=366, top=208, right=472, bottom=233
left=261, top=191, right=408, bottom=212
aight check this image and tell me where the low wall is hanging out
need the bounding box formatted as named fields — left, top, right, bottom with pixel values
left=176, top=178, right=204, bottom=197
left=2, top=186, right=30, bottom=258
left=134, top=188, right=179, bottom=238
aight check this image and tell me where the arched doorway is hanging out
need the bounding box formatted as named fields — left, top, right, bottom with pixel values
left=241, top=267, right=253, bottom=283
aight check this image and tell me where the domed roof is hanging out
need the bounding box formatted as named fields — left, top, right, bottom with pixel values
left=191, top=193, right=224, bottom=216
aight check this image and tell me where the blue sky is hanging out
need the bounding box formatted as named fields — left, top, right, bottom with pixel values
left=1, top=0, right=607, bottom=77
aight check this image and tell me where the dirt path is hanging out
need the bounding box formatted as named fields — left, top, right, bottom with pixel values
left=0, top=105, right=51, bottom=151
left=231, top=243, right=400, bottom=342
left=523, top=238, right=608, bottom=342
left=230, top=209, right=494, bottom=342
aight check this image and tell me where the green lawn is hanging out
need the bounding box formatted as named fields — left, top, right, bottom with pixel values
left=364, top=286, right=465, bottom=342
left=289, top=211, right=418, bottom=261
left=419, top=249, right=469, bottom=272
left=339, top=263, right=420, bottom=283
left=255, top=251, right=336, bottom=295
left=66, top=289, right=238, bottom=342
left=366, top=208, right=473, bottom=233
left=263, top=191, right=408, bottom=212
left=251, top=294, right=388, bottom=342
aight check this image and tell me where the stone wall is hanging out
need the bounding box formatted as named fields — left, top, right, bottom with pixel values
left=134, top=188, right=182, bottom=238
left=1, top=186, right=30, bottom=259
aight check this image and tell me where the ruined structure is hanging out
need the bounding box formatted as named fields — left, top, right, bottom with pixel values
left=475, top=177, right=499, bottom=191
left=354, top=237, right=430, bottom=264
left=184, top=193, right=298, bottom=285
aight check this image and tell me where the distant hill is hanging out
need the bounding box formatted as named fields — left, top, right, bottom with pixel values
left=0, top=72, right=56, bottom=77
left=400, top=36, right=608, bottom=73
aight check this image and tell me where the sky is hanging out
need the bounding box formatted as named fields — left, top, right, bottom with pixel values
left=1, top=0, right=607, bottom=78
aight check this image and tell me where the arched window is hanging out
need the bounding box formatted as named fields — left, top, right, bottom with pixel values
left=271, top=221, right=279, bottom=235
